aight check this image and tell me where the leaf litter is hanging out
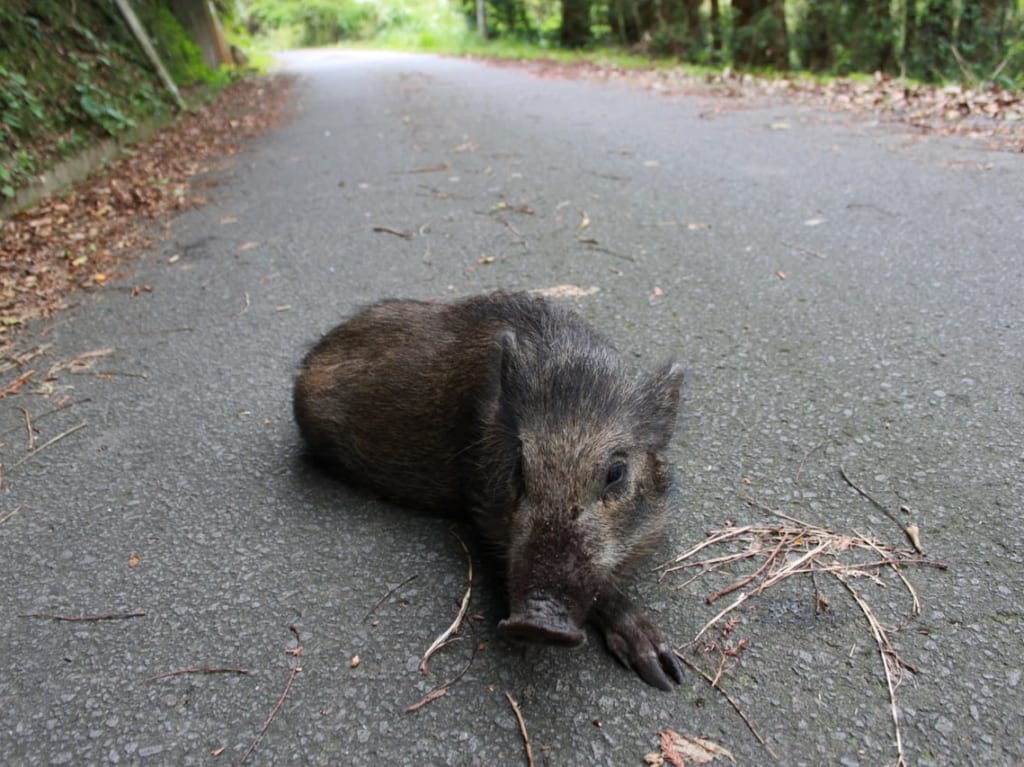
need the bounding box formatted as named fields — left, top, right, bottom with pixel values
left=0, top=75, right=295, bottom=387
left=481, top=58, right=1023, bottom=152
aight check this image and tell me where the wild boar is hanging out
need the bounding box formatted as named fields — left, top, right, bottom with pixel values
left=293, top=291, right=684, bottom=690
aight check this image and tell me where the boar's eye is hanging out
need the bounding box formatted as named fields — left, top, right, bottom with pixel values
left=604, top=461, right=628, bottom=493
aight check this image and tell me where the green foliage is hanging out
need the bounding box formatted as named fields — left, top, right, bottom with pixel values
left=148, top=4, right=218, bottom=86
left=267, top=0, right=1023, bottom=88
left=242, top=0, right=464, bottom=47
left=0, top=0, right=228, bottom=199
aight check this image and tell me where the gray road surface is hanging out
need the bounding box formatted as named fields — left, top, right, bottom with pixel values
left=1, top=49, right=1022, bottom=766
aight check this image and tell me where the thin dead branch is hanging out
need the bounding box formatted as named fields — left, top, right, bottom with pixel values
left=662, top=509, right=944, bottom=767
left=0, top=370, right=36, bottom=398
left=10, top=422, right=88, bottom=468
left=0, top=504, right=22, bottom=526
left=794, top=436, right=831, bottom=484
left=364, top=574, right=419, bottom=621
left=372, top=226, right=413, bottom=239
left=19, top=610, right=145, bottom=622
left=237, top=624, right=303, bottom=766
left=782, top=241, right=830, bottom=260
left=674, top=651, right=778, bottom=761
left=147, top=667, right=249, bottom=681
left=505, top=692, right=535, bottom=767
left=17, top=406, right=35, bottom=450
left=419, top=529, right=472, bottom=675
left=836, top=574, right=910, bottom=767
left=839, top=465, right=923, bottom=553
left=405, top=635, right=479, bottom=713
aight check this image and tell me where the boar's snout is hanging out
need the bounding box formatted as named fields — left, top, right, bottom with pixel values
left=498, top=597, right=586, bottom=647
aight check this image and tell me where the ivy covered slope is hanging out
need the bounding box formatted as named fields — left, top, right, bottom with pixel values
left=0, top=0, right=223, bottom=200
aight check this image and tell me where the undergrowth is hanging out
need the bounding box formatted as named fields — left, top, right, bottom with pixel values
left=0, top=0, right=230, bottom=201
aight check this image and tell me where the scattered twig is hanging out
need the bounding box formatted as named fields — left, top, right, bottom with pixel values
left=988, top=50, right=1013, bottom=84
left=794, top=436, right=830, bottom=484
left=94, top=370, right=149, bottom=380
left=10, top=422, right=88, bottom=468
left=782, top=241, right=829, bottom=260
left=580, top=241, right=637, bottom=262
left=399, top=163, right=452, bottom=174
left=364, top=574, right=418, bottom=621
left=237, top=624, right=303, bottom=767
left=950, top=45, right=981, bottom=89
left=0, top=505, right=22, bottom=526
left=855, top=531, right=921, bottom=616
left=675, top=651, right=778, bottom=761
left=144, top=326, right=194, bottom=334
left=405, top=635, right=479, bottom=713
left=839, top=465, right=923, bottom=553
left=419, top=529, right=472, bottom=675
left=147, top=667, right=249, bottom=681
left=18, top=610, right=145, bottom=622
left=836, top=573, right=910, bottom=767
left=372, top=226, right=414, bottom=240
left=43, top=348, right=113, bottom=380
left=663, top=508, right=944, bottom=767
left=0, top=369, right=36, bottom=398
left=704, top=533, right=789, bottom=605
left=691, top=540, right=831, bottom=644
left=505, top=692, right=535, bottom=767
left=17, top=406, right=36, bottom=450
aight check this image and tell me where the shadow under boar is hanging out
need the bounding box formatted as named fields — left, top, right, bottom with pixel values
left=293, top=291, right=685, bottom=690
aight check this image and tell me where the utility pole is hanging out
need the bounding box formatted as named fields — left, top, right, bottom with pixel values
left=113, top=0, right=186, bottom=110
left=477, top=0, right=487, bottom=40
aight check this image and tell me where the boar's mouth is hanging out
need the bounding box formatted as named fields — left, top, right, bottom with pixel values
left=497, top=597, right=586, bottom=647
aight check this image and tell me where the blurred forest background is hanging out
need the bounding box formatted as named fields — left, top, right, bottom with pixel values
left=241, top=0, right=1024, bottom=86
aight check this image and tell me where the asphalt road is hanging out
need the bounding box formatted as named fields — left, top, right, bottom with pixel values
left=1, top=49, right=1022, bottom=766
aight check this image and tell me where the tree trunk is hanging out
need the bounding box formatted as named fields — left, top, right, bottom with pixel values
left=169, top=0, right=230, bottom=70
left=710, top=0, right=721, bottom=53
left=732, top=0, right=788, bottom=69
left=561, top=0, right=591, bottom=48
left=913, top=0, right=955, bottom=80
left=476, top=0, right=486, bottom=40
left=849, top=0, right=895, bottom=73
left=801, top=0, right=833, bottom=71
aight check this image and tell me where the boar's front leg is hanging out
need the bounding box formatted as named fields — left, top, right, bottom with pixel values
left=591, top=585, right=684, bottom=692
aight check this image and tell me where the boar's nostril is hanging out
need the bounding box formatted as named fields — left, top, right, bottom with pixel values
left=498, top=597, right=586, bottom=648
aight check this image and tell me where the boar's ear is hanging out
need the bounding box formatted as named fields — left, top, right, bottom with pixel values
left=636, top=362, right=684, bottom=450
left=487, top=329, right=526, bottom=409
left=496, top=328, right=522, bottom=394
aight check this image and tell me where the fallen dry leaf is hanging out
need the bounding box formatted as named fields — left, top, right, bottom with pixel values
left=531, top=284, right=601, bottom=298
left=659, top=729, right=736, bottom=766
left=905, top=523, right=923, bottom=554
left=482, top=57, right=1024, bottom=152
left=1, top=75, right=294, bottom=382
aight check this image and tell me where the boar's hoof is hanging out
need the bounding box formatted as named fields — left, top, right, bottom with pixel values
left=498, top=598, right=586, bottom=647
left=602, top=610, right=684, bottom=692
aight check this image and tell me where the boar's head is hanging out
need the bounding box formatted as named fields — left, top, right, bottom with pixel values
left=477, top=328, right=683, bottom=659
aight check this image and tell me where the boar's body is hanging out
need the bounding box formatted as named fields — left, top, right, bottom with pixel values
left=293, top=292, right=684, bottom=690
